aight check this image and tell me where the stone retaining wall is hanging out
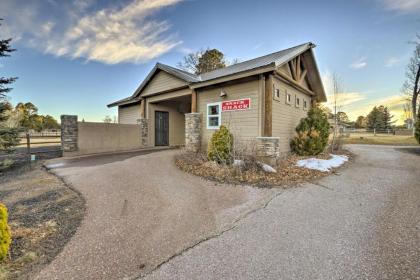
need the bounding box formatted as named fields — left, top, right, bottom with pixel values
left=256, top=137, right=280, bottom=165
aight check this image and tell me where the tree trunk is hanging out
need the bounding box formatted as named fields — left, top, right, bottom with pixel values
left=412, top=65, right=420, bottom=122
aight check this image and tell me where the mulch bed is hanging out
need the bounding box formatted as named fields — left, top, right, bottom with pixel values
left=175, top=150, right=353, bottom=188
left=0, top=162, right=85, bottom=280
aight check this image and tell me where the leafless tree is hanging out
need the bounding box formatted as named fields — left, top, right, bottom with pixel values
left=330, top=74, right=343, bottom=152
left=178, top=48, right=239, bottom=75
left=402, top=34, right=420, bottom=122
left=103, top=115, right=112, bottom=123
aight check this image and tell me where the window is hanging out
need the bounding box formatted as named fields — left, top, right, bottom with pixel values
left=296, top=96, right=300, bottom=107
left=286, top=90, right=291, bottom=104
left=207, top=102, right=221, bottom=129
left=303, top=100, right=308, bottom=110
left=275, top=88, right=280, bottom=99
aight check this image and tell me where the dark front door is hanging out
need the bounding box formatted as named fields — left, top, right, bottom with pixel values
left=155, top=111, right=169, bottom=146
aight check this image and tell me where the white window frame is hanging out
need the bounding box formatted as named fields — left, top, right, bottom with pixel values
left=303, top=99, right=308, bottom=110
left=296, top=96, right=300, bottom=108
left=206, top=102, right=222, bottom=129
left=286, top=90, right=291, bottom=105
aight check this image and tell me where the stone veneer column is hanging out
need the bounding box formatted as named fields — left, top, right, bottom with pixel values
left=256, top=137, right=280, bottom=165
left=185, top=113, right=201, bottom=152
left=138, top=118, right=149, bottom=147
left=61, top=115, right=78, bottom=153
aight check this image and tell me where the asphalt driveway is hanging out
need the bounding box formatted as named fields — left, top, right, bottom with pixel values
left=143, top=145, right=420, bottom=280
left=36, top=150, right=276, bottom=279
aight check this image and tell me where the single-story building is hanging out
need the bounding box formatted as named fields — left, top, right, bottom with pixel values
left=107, top=42, right=326, bottom=156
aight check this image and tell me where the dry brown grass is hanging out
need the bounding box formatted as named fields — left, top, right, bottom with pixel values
left=0, top=163, right=85, bottom=279
left=343, top=133, right=419, bottom=146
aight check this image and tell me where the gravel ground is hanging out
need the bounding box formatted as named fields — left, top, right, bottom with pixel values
left=36, top=150, right=276, bottom=280
left=143, top=145, right=420, bottom=280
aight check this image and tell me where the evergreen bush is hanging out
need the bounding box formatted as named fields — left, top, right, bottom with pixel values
left=290, top=107, right=330, bottom=156
left=207, top=125, right=234, bottom=164
left=0, top=203, right=11, bottom=261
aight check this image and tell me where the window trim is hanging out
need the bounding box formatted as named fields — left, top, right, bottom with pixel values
left=285, top=90, right=291, bottom=105
left=296, top=96, right=300, bottom=108
left=303, top=99, right=308, bottom=110
left=206, top=102, right=222, bottom=129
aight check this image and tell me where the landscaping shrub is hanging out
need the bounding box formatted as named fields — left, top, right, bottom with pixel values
left=207, top=125, right=234, bottom=164
left=290, top=106, right=330, bottom=156
left=0, top=203, right=11, bottom=261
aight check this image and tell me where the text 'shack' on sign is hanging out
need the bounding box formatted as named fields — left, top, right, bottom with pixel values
left=221, top=98, right=251, bottom=112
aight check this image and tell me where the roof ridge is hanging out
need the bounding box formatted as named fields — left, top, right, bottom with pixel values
left=157, top=63, right=200, bottom=80
left=199, top=42, right=312, bottom=78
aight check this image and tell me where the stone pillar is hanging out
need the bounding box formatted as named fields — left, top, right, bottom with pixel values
left=61, top=115, right=78, bottom=153
left=138, top=118, right=149, bottom=147
left=256, top=137, right=280, bottom=165
left=185, top=113, right=201, bottom=152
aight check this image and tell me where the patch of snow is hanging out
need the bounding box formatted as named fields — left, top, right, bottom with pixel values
left=233, top=159, right=244, bottom=167
left=45, top=162, right=65, bottom=169
left=260, top=163, right=277, bottom=173
left=296, top=154, right=348, bottom=172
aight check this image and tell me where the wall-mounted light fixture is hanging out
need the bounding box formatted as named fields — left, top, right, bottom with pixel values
left=220, top=89, right=227, bottom=98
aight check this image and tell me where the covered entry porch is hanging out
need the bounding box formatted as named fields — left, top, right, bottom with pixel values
left=141, top=90, right=195, bottom=147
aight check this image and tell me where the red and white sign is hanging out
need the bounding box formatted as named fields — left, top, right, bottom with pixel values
left=221, top=98, right=251, bottom=112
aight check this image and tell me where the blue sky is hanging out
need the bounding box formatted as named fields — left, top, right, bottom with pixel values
left=0, top=0, right=419, bottom=123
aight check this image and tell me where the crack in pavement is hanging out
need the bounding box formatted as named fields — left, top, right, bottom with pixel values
left=135, top=190, right=284, bottom=280
left=310, top=182, right=335, bottom=191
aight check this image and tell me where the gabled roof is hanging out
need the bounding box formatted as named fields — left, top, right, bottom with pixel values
left=199, top=42, right=313, bottom=81
left=108, top=42, right=324, bottom=107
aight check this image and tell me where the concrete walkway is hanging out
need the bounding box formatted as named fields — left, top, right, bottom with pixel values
left=143, top=145, right=420, bottom=280
left=37, top=150, right=276, bottom=279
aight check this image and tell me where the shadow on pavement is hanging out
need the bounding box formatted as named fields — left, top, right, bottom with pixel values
left=394, top=147, right=420, bottom=156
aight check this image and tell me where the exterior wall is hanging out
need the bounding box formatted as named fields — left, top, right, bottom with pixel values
left=76, top=122, right=143, bottom=155
left=272, top=77, right=313, bottom=154
left=142, top=71, right=187, bottom=97
left=118, top=104, right=140, bottom=124
left=197, top=79, right=261, bottom=150
left=147, top=101, right=186, bottom=146
left=146, top=88, right=191, bottom=103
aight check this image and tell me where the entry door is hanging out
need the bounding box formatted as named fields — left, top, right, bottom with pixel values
left=155, top=111, right=169, bottom=146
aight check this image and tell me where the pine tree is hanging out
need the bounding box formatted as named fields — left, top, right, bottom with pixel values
left=367, top=106, right=394, bottom=131
left=0, top=19, right=19, bottom=162
left=382, top=107, right=394, bottom=129
left=290, top=107, right=330, bottom=156
left=367, top=107, right=380, bottom=129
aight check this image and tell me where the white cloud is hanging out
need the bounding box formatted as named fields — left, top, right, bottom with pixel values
left=321, top=71, right=366, bottom=110
left=384, top=56, right=407, bottom=67
left=326, top=92, right=366, bottom=109
left=349, top=57, right=367, bottom=69
left=385, top=57, right=400, bottom=67
left=41, top=21, right=55, bottom=35
left=379, top=0, right=420, bottom=13
left=346, top=95, right=409, bottom=124
left=0, top=0, right=183, bottom=64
